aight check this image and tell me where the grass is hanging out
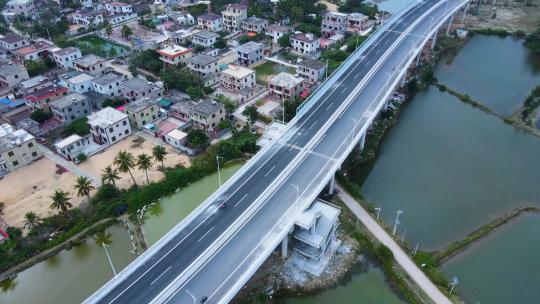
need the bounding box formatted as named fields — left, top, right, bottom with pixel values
left=72, top=35, right=128, bottom=58
left=253, top=61, right=296, bottom=84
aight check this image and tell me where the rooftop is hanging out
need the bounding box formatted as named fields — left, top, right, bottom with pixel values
left=87, top=107, right=127, bottom=127
left=19, top=75, right=49, bottom=89
left=107, top=1, right=130, bottom=6
left=92, top=71, right=125, bottom=86
left=66, top=72, right=94, bottom=84
left=348, top=12, right=368, bottom=20
left=243, top=16, right=267, bottom=26
left=122, top=77, right=154, bottom=92
left=166, top=128, right=188, bottom=141
left=266, top=24, right=292, bottom=33
left=53, top=46, right=81, bottom=57
left=188, top=54, right=218, bottom=66
left=237, top=41, right=263, bottom=53
left=125, top=98, right=155, bottom=113
left=54, top=134, right=83, bottom=149
left=6, top=0, right=32, bottom=5
left=222, top=64, right=254, bottom=79
left=13, top=41, right=53, bottom=56
left=297, top=58, right=325, bottom=70
left=26, top=85, right=68, bottom=98
left=0, top=62, right=26, bottom=76
left=269, top=72, right=303, bottom=87
left=0, top=124, right=14, bottom=137
left=0, top=34, right=26, bottom=44
left=74, top=54, right=105, bottom=67
left=0, top=129, right=34, bottom=153
left=292, top=33, right=317, bottom=43
left=157, top=45, right=192, bottom=57
left=194, top=31, right=219, bottom=40
left=50, top=93, right=86, bottom=109
left=226, top=3, right=247, bottom=11
left=198, top=13, right=220, bottom=21
left=191, top=99, right=223, bottom=117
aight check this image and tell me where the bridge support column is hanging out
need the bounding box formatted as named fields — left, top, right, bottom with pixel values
left=328, top=174, right=335, bottom=195
left=400, top=73, right=407, bottom=87
left=359, top=132, right=366, bottom=150
left=281, top=235, right=288, bottom=258
left=446, top=15, right=455, bottom=35
left=431, top=31, right=438, bottom=50
left=462, top=2, right=470, bottom=24
left=415, top=51, right=422, bottom=67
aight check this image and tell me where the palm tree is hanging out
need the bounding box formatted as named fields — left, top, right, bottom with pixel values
left=73, top=176, right=95, bottom=200
left=137, top=153, right=152, bottom=184
left=50, top=189, right=72, bottom=214
left=152, top=145, right=167, bottom=168
left=23, top=212, right=40, bottom=232
left=114, top=150, right=137, bottom=186
left=94, top=231, right=117, bottom=276
left=101, top=166, right=121, bottom=194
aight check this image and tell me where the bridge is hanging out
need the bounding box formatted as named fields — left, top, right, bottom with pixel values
left=85, top=1, right=471, bottom=303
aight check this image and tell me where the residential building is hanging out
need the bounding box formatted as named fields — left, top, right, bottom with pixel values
left=80, top=0, right=92, bottom=8
left=87, top=107, right=131, bottom=145
left=170, top=99, right=195, bottom=121
left=50, top=93, right=91, bottom=123
left=202, top=48, right=219, bottom=57
left=121, top=77, right=161, bottom=101
left=171, top=29, right=201, bottom=45
left=53, top=134, right=91, bottom=160
left=236, top=41, right=263, bottom=66
left=221, top=3, right=247, bottom=32
left=192, top=31, right=219, bottom=48
left=0, top=62, right=29, bottom=89
left=24, top=84, right=69, bottom=112
left=92, top=71, right=126, bottom=96
left=172, top=12, right=194, bottom=26
left=124, top=97, right=158, bottom=129
left=220, top=64, right=255, bottom=93
left=0, top=34, right=29, bottom=50
left=197, top=14, right=222, bottom=32
left=187, top=54, right=219, bottom=86
left=72, top=9, right=105, bottom=28
left=321, top=11, right=348, bottom=37
left=73, top=54, right=107, bottom=76
left=0, top=124, right=41, bottom=173
left=296, top=58, right=326, bottom=86
left=106, top=12, right=137, bottom=26
left=2, top=0, right=35, bottom=21
left=347, top=13, right=369, bottom=32
left=291, top=199, right=340, bottom=276
left=15, top=118, right=41, bottom=135
left=59, top=71, right=95, bottom=94
left=52, top=47, right=83, bottom=69
left=156, top=45, right=193, bottom=67
left=189, top=99, right=225, bottom=131
left=241, top=16, right=267, bottom=34
left=265, top=24, right=293, bottom=44
left=0, top=98, right=26, bottom=123
left=105, top=1, right=132, bottom=15
left=291, top=33, right=320, bottom=59
left=268, top=72, right=304, bottom=99
left=164, top=128, right=188, bottom=149
left=17, top=75, right=52, bottom=95
left=12, top=41, right=54, bottom=61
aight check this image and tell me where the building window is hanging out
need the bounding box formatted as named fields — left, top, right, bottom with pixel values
left=12, top=161, right=19, bottom=166
left=32, top=151, right=37, bottom=157
left=123, top=120, right=127, bottom=126
left=28, top=142, right=33, bottom=148
left=111, top=136, right=116, bottom=142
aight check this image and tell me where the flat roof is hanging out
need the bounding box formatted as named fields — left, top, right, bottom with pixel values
left=222, top=64, right=254, bottom=79
left=54, top=134, right=83, bottom=149
left=237, top=41, right=262, bottom=54
left=92, top=71, right=125, bottom=86
left=198, top=14, right=220, bottom=21
left=243, top=16, right=267, bottom=26
left=166, top=128, right=187, bottom=141
left=67, top=73, right=94, bottom=84
left=0, top=129, right=34, bottom=153
left=0, top=34, right=26, bottom=44
left=50, top=93, right=86, bottom=109
left=194, top=31, right=219, bottom=40
left=269, top=72, right=303, bottom=87
left=87, top=107, right=127, bottom=127
left=192, top=99, right=223, bottom=116
left=125, top=98, right=155, bottom=113
left=188, top=54, right=218, bottom=66
left=297, top=58, right=325, bottom=70
left=157, top=45, right=192, bottom=57
left=53, top=46, right=81, bottom=57
left=74, top=54, right=105, bottom=67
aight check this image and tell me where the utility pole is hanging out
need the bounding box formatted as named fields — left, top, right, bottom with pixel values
left=401, top=228, right=407, bottom=245
left=374, top=207, right=381, bottom=221
left=449, top=276, right=459, bottom=295
left=282, top=95, right=285, bottom=124
left=325, top=59, right=329, bottom=79
left=102, top=243, right=117, bottom=276
left=392, top=209, right=403, bottom=236
left=216, top=155, right=223, bottom=187
left=412, top=242, right=419, bottom=255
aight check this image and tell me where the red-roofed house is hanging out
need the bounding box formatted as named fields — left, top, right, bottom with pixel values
left=12, top=41, right=55, bottom=61
left=156, top=45, right=193, bottom=67
left=24, top=85, right=69, bottom=112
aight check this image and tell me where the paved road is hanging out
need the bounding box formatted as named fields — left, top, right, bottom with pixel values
left=337, top=184, right=452, bottom=304
left=86, top=1, right=468, bottom=303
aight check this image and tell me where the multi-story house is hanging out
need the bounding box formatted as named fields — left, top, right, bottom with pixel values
left=265, top=24, right=293, bottom=44
left=268, top=72, right=304, bottom=99
left=73, top=54, right=107, bottom=76
left=291, top=33, right=320, bottom=59
left=192, top=31, right=219, bottom=48
left=59, top=71, right=95, bottom=94
left=50, top=93, right=91, bottom=124
left=187, top=54, right=219, bottom=86
left=156, top=45, right=193, bottom=67
left=221, top=3, right=247, bottom=32
left=72, top=9, right=105, bottom=28
left=24, top=84, right=69, bottom=112
left=347, top=13, right=369, bottom=32
left=121, top=77, right=161, bottom=102
left=87, top=107, right=131, bottom=145
left=0, top=62, right=29, bottom=89
left=220, top=64, right=255, bottom=93
left=236, top=41, right=263, bottom=67
left=17, top=75, right=52, bottom=95
left=92, top=71, right=126, bottom=97
left=2, top=0, right=35, bottom=21
left=197, top=14, right=222, bottom=32
left=296, top=58, right=326, bottom=86
left=105, top=1, right=132, bottom=14
left=12, top=41, right=54, bottom=61
left=321, top=11, right=348, bottom=37
left=172, top=12, right=194, bottom=26
left=53, top=134, right=92, bottom=160
left=0, top=124, right=41, bottom=173
left=124, top=97, right=158, bottom=129
left=53, top=47, right=83, bottom=69
left=189, top=99, right=225, bottom=132
left=0, top=34, right=29, bottom=50
left=241, top=16, right=268, bottom=34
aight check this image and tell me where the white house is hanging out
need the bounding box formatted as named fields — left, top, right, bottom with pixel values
left=54, top=134, right=92, bottom=160
left=265, top=24, right=293, bottom=44
left=291, top=33, right=320, bottom=59
left=221, top=3, right=247, bottom=32
left=197, top=14, right=222, bottom=32
left=92, top=71, right=126, bottom=96
left=105, top=1, right=132, bottom=15
left=87, top=107, right=131, bottom=145
left=0, top=34, right=29, bottom=50
left=2, top=0, right=35, bottom=21
left=53, top=47, right=83, bottom=69
left=192, top=31, right=219, bottom=48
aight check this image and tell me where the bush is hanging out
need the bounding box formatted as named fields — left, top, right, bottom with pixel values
left=30, top=109, right=52, bottom=123
left=76, top=152, right=87, bottom=162
left=67, top=118, right=90, bottom=136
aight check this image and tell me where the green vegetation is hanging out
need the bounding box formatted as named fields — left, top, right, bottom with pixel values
left=214, top=36, right=227, bottom=49
left=525, top=28, right=540, bottom=54
left=295, top=23, right=321, bottom=37
left=242, top=105, right=259, bottom=124
left=138, top=17, right=156, bottom=29
left=519, top=85, right=540, bottom=124
left=69, top=35, right=128, bottom=58
left=30, top=109, right=52, bottom=123
left=152, top=145, right=168, bottom=168
left=321, top=49, right=349, bottom=73
left=101, top=98, right=125, bottom=108
left=66, top=118, right=90, bottom=136
left=130, top=49, right=163, bottom=75
left=186, top=3, right=208, bottom=17
left=187, top=129, right=210, bottom=149
left=278, top=33, right=290, bottom=47
left=136, top=154, right=153, bottom=184
left=339, top=0, right=379, bottom=19
left=215, top=95, right=237, bottom=113
left=25, top=58, right=56, bottom=77
left=276, top=0, right=326, bottom=23
left=121, top=25, right=133, bottom=39
left=160, top=67, right=205, bottom=98
left=76, top=152, right=88, bottom=163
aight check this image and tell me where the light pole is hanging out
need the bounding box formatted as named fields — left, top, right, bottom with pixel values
left=325, top=59, right=329, bottom=79
left=186, top=289, right=196, bottom=304
left=347, top=117, right=358, bottom=142
left=412, top=242, right=419, bottom=255
left=102, top=243, right=117, bottom=276
left=289, top=183, right=299, bottom=201
left=282, top=95, right=286, bottom=124
left=401, top=228, right=407, bottom=245
left=392, top=209, right=403, bottom=236
left=449, top=276, right=459, bottom=295
left=216, top=155, right=223, bottom=187
left=374, top=207, right=381, bottom=221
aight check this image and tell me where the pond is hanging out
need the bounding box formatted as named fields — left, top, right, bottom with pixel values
left=74, top=35, right=129, bottom=58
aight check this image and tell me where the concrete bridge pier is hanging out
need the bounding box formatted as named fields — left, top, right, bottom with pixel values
left=400, top=72, right=408, bottom=87
left=431, top=31, right=438, bottom=50
left=461, top=2, right=470, bottom=24
left=446, top=14, right=455, bottom=35
left=415, top=51, right=422, bottom=67
left=328, top=174, right=335, bottom=195
left=281, top=234, right=288, bottom=258
left=359, top=132, right=366, bottom=150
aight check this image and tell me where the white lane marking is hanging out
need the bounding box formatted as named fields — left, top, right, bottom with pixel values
left=341, top=86, right=348, bottom=95
left=325, top=102, right=334, bottom=110
left=308, top=120, right=318, bottom=130
left=197, top=227, right=214, bottom=243
left=151, top=266, right=172, bottom=286
left=353, top=73, right=361, bottom=80
left=264, top=165, right=276, bottom=177
left=234, top=194, right=248, bottom=208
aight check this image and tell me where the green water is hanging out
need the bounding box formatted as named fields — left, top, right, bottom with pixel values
left=442, top=213, right=540, bottom=304
left=75, top=35, right=128, bottom=58
left=436, top=35, right=540, bottom=116
left=286, top=264, right=406, bottom=304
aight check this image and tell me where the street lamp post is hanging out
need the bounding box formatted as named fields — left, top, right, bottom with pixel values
left=449, top=276, right=459, bottom=295
left=216, top=155, right=223, bottom=187
left=347, top=117, right=358, bottom=143
left=102, top=243, right=117, bottom=276
left=289, top=183, right=299, bottom=201
left=374, top=207, right=381, bottom=221
left=392, top=209, right=403, bottom=236
left=186, top=289, right=196, bottom=304
left=401, top=228, right=407, bottom=245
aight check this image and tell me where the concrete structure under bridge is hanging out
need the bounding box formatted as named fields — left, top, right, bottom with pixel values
left=85, top=1, right=472, bottom=303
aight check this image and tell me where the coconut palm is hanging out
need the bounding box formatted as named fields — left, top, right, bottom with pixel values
left=94, top=231, right=117, bottom=276
left=114, top=150, right=137, bottom=186
left=50, top=189, right=72, bottom=214
left=152, top=145, right=167, bottom=168
left=101, top=165, right=121, bottom=194
left=137, top=153, right=153, bottom=184
left=23, top=212, right=41, bottom=232
left=73, top=176, right=95, bottom=200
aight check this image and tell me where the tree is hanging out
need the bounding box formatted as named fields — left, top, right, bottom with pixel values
left=73, top=176, right=95, bottom=200
left=101, top=165, right=121, bottom=194
left=94, top=230, right=117, bottom=276
left=114, top=151, right=137, bottom=186
left=218, top=96, right=236, bottom=113
left=186, top=86, right=204, bottom=100
left=30, top=109, right=52, bottom=123
left=136, top=153, right=152, bottom=184
left=121, top=25, right=133, bottom=39
left=67, top=118, right=90, bottom=136
left=525, top=29, right=540, bottom=54
left=0, top=202, right=4, bottom=215
left=152, top=145, right=167, bottom=168
left=50, top=189, right=72, bottom=214
left=213, top=36, right=227, bottom=49
left=23, top=212, right=41, bottom=232
left=278, top=33, right=290, bottom=47
left=187, top=129, right=209, bottom=148
left=243, top=105, right=258, bottom=124
left=105, top=24, right=112, bottom=37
